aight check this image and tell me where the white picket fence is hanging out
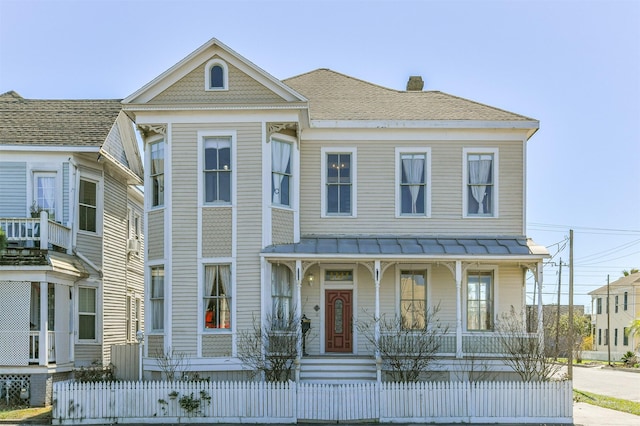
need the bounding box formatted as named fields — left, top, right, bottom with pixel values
left=52, top=380, right=573, bottom=424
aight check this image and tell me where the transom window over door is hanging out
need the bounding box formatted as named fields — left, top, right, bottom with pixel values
left=204, top=137, right=232, bottom=204
left=466, top=151, right=496, bottom=217
left=326, top=152, right=352, bottom=215
left=271, top=140, right=292, bottom=207
left=398, top=150, right=429, bottom=215
left=467, top=271, right=493, bottom=331
left=204, top=264, right=232, bottom=329
left=400, top=270, right=427, bottom=330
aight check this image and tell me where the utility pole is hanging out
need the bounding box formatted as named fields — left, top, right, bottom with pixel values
left=555, top=259, right=562, bottom=360
left=607, top=275, right=611, bottom=366
left=568, top=230, right=574, bottom=379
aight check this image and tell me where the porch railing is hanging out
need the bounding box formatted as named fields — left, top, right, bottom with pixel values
left=0, top=214, right=71, bottom=252
left=28, top=331, right=57, bottom=363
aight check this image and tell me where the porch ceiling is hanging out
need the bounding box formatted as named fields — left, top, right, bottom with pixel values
left=262, top=236, right=549, bottom=260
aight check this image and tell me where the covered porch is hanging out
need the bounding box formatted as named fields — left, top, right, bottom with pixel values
left=262, top=236, right=549, bottom=381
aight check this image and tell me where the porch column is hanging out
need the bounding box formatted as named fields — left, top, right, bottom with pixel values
left=39, top=281, right=49, bottom=366
left=536, top=262, right=544, bottom=347
left=455, top=261, right=463, bottom=358
left=39, top=211, right=48, bottom=250
left=295, top=260, right=303, bottom=382
left=374, top=260, right=381, bottom=382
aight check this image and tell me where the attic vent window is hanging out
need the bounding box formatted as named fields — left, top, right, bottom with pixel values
left=205, top=59, right=228, bottom=91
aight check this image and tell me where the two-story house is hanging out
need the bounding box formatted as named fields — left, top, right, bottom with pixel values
left=123, top=38, right=548, bottom=382
left=0, top=91, right=145, bottom=405
left=589, top=272, right=640, bottom=357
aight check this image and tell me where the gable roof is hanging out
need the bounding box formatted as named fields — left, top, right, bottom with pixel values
left=283, top=69, right=538, bottom=135
left=0, top=91, right=123, bottom=147
left=589, top=272, right=640, bottom=295
left=123, top=37, right=307, bottom=105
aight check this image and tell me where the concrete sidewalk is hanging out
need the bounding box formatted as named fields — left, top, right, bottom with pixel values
left=573, top=401, right=640, bottom=426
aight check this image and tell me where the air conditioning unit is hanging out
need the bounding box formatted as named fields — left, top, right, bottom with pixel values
left=127, top=238, right=140, bottom=255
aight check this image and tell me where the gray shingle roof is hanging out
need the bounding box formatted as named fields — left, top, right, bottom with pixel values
left=283, top=69, right=536, bottom=122
left=0, top=91, right=123, bottom=147
left=263, top=236, right=545, bottom=257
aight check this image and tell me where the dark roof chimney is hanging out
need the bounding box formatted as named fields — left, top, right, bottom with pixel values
left=406, top=76, right=424, bottom=91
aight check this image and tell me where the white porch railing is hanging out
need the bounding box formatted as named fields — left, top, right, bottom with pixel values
left=52, top=380, right=573, bottom=424
left=28, top=331, right=57, bottom=364
left=0, top=214, right=71, bottom=252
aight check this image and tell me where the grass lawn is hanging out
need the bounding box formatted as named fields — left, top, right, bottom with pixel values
left=0, top=406, right=52, bottom=422
left=574, top=389, right=640, bottom=416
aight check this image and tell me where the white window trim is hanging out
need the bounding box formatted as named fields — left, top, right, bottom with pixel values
left=320, top=147, right=357, bottom=218
left=462, top=147, right=499, bottom=218
left=395, top=266, right=432, bottom=329
left=148, top=261, right=165, bottom=335
left=463, top=265, right=499, bottom=332
left=395, top=147, right=432, bottom=218
left=77, top=174, right=103, bottom=236
left=200, top=258, right=235, bottom=335
left=147, top=137, right=165, bottom=210
left=76, top=285, right=100, bottom=344
left=31, top=169, right=62, bottom=221
left=204, top=58, right=229, bottom=91
left=198, top=130, right=237, bottom=208
left=270, top=134, right=296, bottom=210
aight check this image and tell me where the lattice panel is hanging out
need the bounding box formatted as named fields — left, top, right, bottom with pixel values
left=0, top=374, right=30, bottom=406
left=0, top=281, right=31, bottom=365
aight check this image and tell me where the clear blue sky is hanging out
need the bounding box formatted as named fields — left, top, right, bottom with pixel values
left=1, top=0, right=638, bottom=312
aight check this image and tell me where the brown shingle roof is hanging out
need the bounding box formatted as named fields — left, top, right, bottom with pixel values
left=283, top=69, right=536, bottom=122
left=0, top=91, right=123, bottom=147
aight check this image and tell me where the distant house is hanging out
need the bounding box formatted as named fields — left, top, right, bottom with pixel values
left=589, top=273, right=640, bottom=357
left=123, top=38, right=549, bottom=383
left=0, top=91, right=144, bottom=405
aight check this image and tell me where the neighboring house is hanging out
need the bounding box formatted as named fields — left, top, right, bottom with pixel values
left=123, top=38, right=549, bottom=383
left=589, top=273, right=640, bottom=357
left=526, top=304, right=587, bottom=356
left=0, top=91, right=145, bottom=405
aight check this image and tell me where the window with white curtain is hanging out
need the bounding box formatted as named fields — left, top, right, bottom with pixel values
left=399, top=152, right=428, bottom=215
left=204, top=264, right=232, bottom=329
left=466, top=152, right=495, bottom=216
left=204, top=137, right=232, bottom=204
left=150, top=140, right=164, bottom=207
left=150, top=266, right=164, bottom=332
left=33, top=172, right=56, bottom=219
left=271, top=140, right=292, bottom=207
left=271, top=264, right=292, bottom=329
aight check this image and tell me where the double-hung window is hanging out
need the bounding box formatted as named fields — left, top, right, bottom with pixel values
left=150, top=140, right=164, bottom=207
left=397, top=149, right=430, bottom=216
left=464, top=149, right=497, bottom=217
left=322, top=148, right=356, bottom=216
left=150, top=266, right=164, bottom=332
left=400, top=270, right=427, bottom=330
left=615, top=295, right=619, bottom=313
left=272, top=139, right=292, bottom=207
left=79, top=179, right=97, bottom=232
left=623, top=327, right=629, bottom=346
left=624, top=291, right=628, bottom=310
left=271, top=264, right=292, bottom=329
left=78, top=287, right=97, bottom=340
left=204, top=137, right=232, bottom=204
left=467, top=271, right=493, bottom=331
left=204, top=264, right=232, bottom=329
left=33, top=172, right=57, bottom=219
left=596, top=297, right=602, bottom=314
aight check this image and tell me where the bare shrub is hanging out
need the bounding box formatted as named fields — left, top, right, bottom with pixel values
left=154, top=348, right=191, bottom=381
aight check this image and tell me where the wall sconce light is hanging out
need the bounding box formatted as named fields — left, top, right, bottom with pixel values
left=307, top=273, right=314, bottom=286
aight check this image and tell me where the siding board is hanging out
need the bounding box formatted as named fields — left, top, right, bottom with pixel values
left=0, top=162, right=27, bottom=217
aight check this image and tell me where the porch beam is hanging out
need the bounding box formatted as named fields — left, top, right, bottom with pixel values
left=39, top=281, right=49, bottom=366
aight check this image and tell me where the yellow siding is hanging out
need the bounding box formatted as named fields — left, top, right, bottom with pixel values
left=272, top=208, right=294, bottom=244
left=430, top=265, right=457, bottom=328
left=201, top=334, right=233, bottom=357
left=202, top=208, right=232, bottom=257
left=496, top=265, right=525, bottom=317
left=147, top=210, right=164, bottom=260
left=355, top=264, right=375, bottom=354
left=300, top=139, right=524, bottom=236
left=151, top=60, right=284, bottom=104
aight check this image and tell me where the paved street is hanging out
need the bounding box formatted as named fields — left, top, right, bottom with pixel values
left=567, top=364, right=640, bottom=402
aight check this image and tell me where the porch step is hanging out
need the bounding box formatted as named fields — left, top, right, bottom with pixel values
left=300, top=356, right=377, bottom=383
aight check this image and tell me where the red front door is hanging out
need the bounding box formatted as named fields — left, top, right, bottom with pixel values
left=325, top=290, right=353, bottom=352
